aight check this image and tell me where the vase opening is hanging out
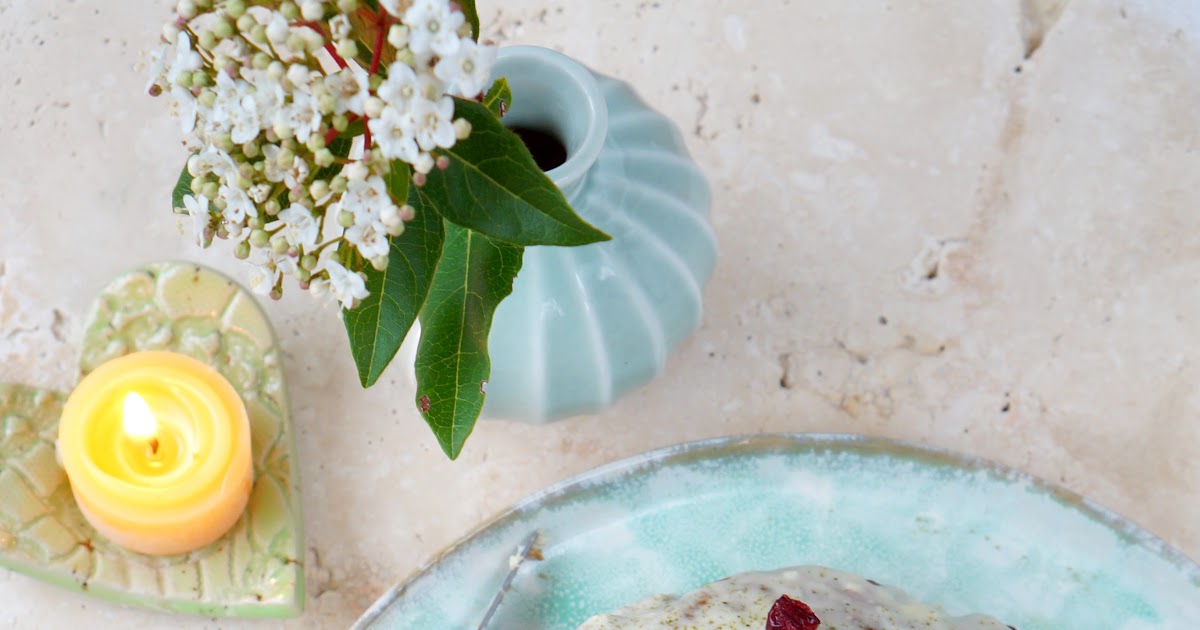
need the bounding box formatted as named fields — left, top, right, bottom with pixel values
left=492, top=46, right=608, bottom=201
left=509, top=125, right=568, bottom=171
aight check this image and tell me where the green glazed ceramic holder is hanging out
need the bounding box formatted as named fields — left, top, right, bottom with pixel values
left=0, top=262, right=304, bottom=617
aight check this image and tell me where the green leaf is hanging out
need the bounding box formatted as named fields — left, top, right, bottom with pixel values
left=172, top=157, right=194, bottom=212
left=459, top=0, right=480, bottom=41
left=482, top=77, right=512, bottom=118
left=343, top=161, right=442, bottom=387
left=422, top=98, right=611, bottom=247
left=414, top=221, right=524, bottom=459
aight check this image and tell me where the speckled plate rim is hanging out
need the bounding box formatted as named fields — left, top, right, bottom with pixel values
left=353, top=433, right=1200, bottom=627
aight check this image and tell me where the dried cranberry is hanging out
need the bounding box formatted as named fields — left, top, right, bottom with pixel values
left=766, top=595, right=821, bottom=630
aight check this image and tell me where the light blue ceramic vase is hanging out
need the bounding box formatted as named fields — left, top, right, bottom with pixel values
left=482, top=46, right=717, bottom=422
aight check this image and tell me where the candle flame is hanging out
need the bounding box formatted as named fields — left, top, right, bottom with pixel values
left=122, top=392, right=158, bottom=441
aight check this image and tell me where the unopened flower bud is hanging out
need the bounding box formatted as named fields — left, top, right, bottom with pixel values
left=237, top=162, right=254, bottom=179
left=269, top=285, right=283, bottom=301
left=252, top=52, right=271, bottom=70
left=301, top=0, right=324, bottom=21
left=276, top=146, right=295, bottom=166
left=305, top=133, right=326, bottom=153
left=337, top=0, right=358, bottom=13
left=317, top=93, right=336, bottom=115
left=264, top=199, right=281, bottom=216
left=370, top=256, right=388, bottom=271
left=198, top=29, right=217, bottom=51
left=453, top=118, right=472, bottom=140
left=273, top=121, right=295, bottom=140
left=330, top=175, right=348, bottom=193
left=286, top=33, right=306, bottom=53
left=216, top=223, right=230, bottom=240
left=287, top=64, right=310, bottom=88
left=414, top=153, right=434, bottom=174
left=250, top=24, right=268, bottom=44
left=198, top=88, right=217, bottom=108
left=241, top=141, right=260, bottom=158
left=398, top=204, right=416, bottom=221
left=385, top=221, right=405, bottom=237
left=270, top=233, right=290, bottom=254
left=267, top=61, right=286, bottom=81
left=280, top=1, right=299, bottom=20
left=336, top=38, right=359, bottom=61
left=344, top=161, right=368, bottom=181
left=202, top=181, right=220, bottom=199
left=177, top=0, right=198, bottom=19
left=227, top=0, right=248, bottom=19
left=248, top=215, right=265, bottom=229
left=214, top=198, right=228, bottom=211
left=412, top=172, right=427, bottom=187
left=315, top=148, right=335, bottom=167
left=215, top=134, right=235, bottom=153
left=338, top=210, right=354, bottom=227
left=309, top=179, right=329, bottom=200
left=288, top=188, right=302, bottom=203
left=435, top=155, right=450, bottom=170
left=296, top=265, right=312, bottom=282
left=176, top=71, right=194, bottom=88
left=302, top=29, right=325, bottom=52
left=332, top=114, right=349, bottom=132
left=212, top=19, right=234, bottom=40
left=190, top=175, right=205, bottom=193
left=364, top=96, right=384, bottom=119
left=163, top=23, right=181, bottom=44
left=191, top=70, right=210, bottom=87
left=368, top=73, right=384, bottom=91
left=234, top=240, right=251, bottom=259
left=387, top=24, right=409, bottom=49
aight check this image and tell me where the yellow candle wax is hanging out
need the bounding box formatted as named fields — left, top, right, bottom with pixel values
left=58, top=351, right=253, bottom=556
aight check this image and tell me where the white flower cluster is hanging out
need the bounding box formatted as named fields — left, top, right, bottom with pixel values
left=148, top=0, right=497, bottom=309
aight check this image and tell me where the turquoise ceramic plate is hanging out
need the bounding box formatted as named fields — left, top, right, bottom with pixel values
left=355, top=434, right=1200, bottom=629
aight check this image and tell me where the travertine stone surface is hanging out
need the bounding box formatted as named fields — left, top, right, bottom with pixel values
left=1, top=0, right=1197, bottom=627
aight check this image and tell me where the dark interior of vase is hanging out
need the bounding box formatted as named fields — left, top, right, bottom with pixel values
left=510, top=125, right=568, bottom=172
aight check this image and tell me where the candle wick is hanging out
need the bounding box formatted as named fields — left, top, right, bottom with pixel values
left=148, top=438, right=160, bottom=457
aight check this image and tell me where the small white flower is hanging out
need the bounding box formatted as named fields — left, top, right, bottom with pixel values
left=436, top=40, right=498, bottom=98
left=368, top=105, right=420, bottom=163
left=324, top=259, right=369, bottom=309
left=182, top=194, right=212, bottom=245
left=286, top=63, right=314, bottom=91
left=330, top=14, right=351, bottom=41
left=345, top=221, right=389, bottom=259
left=230, top=91, right=262, bottom=143
left=341, top=175, right=391, bottom=225
left=246, top=69, right=287, bottom=124
left=167, top=33, right=203, bottom=86
left=261, top=144, right=287, bottom=182
left=404, top=0, right=465, bottom=57
left=270, top=203, right=320, bottom=250
left=246, top=257, right=282, bottom=296
left=249, top=183, right=272, bottom=203
left=325, top=65, right=369, bottom=115
left=146, top=43, right=169, bottom=93
left=283, top=156, right=311, bottom=191
left=218, top=184, right=256, bottom=223
left=377, top=63, right=421, bottom=107
left=278, top=91, right=321, bottom=142
left=193, top=145, right=239, bottom=182
left=170, top=85, right=198, bottom=134
left=341, top=160, right=370, bottom=182
left=406, top=96, right=456, bottom=151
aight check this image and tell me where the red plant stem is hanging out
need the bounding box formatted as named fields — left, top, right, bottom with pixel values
left=369, top=12, right=389, bottom=74
left=324, top=43, right=349, bottom=69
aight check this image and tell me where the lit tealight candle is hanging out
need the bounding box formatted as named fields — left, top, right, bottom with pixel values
left=58, top=351, right=253, bottom=556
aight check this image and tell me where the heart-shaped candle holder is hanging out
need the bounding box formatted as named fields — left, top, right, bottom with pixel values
left=0, top=262, right=303, bottom=617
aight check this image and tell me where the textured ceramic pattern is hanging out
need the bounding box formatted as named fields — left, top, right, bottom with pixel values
left=356, top=434, right=1200, bottom=630
left=0, top=263, right=303, bottom=617
left=484, top=47, right=717, bottom=422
